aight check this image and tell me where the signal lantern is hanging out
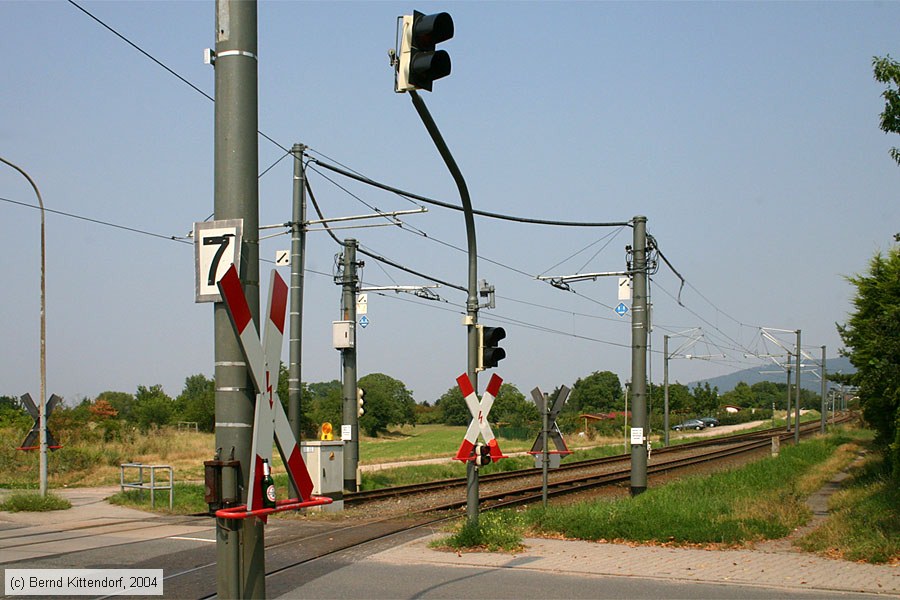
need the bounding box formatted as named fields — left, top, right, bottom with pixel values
left=475, top=442, right=492, bottom=467
left=357, top=387, right=366, bottom=417
left=396, top=10, right=454, bottom=92
left=477, top=325, right=507, bottom=371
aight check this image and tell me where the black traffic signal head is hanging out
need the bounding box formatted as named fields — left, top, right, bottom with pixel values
left=478, top=325, right=506, bottom=371
left=475, top=442, right=492, bottom=467
left=396, top=11, right=454, bottom=92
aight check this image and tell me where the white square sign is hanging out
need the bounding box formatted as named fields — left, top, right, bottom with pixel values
left=630, top=427, right=644, bottom=445
left=194, top=219, right=243, bottom=303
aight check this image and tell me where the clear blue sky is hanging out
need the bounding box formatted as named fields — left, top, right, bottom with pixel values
left=1, top=1, right=897, bottom=407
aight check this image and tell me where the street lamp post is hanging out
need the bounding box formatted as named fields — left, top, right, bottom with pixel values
left=1, top=156, right=48, bottom=497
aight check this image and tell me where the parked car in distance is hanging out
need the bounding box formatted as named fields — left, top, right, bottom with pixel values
left=699, top=417, right=720, bottom=427
left=672, top=419, right=706, bottom=431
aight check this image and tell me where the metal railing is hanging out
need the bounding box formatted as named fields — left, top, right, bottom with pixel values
left=119, top=463, right=173, bottom=510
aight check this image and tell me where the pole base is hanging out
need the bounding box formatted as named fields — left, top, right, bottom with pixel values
left=630, top=486, right=646, bottom=497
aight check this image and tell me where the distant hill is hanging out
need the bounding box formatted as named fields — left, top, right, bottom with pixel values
left=690, top=357, right=854, bottom=393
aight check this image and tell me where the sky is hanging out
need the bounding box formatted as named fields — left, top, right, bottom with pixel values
left=1, top=1, right=897, bottom=408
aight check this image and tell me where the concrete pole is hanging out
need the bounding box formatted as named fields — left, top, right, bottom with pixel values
left=630, top=216, right=649, bottom=496
left=794, top=330, right=802, bottom=445
left=542, top=392, right=549, bottom=508
left=0, top=157, right=47, bottom=497
left=212, top=2, right=264, bottom=598
left=785, top=352, right=792, bottom=431
left=663, top=335, right=670, bottom=447
left=820, top=346, right=827, bottom=434
left=341, top=240, right=359, bottom=493
left=288, top=144, right=307, bottom=499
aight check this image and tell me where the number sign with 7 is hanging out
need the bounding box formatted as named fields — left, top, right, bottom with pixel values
left=194, top=219, right=243, bottom=303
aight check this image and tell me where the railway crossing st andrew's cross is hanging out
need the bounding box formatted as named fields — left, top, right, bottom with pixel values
left=454, top=373, right=507, bottom=463
left=217, top=264, right=315, bottom=515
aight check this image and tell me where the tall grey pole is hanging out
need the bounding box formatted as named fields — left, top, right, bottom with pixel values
left=663, top=335, right=670, bottom=447
left=408, top=90, right=481, bottom=524
left=288, top=144, right=307, bottom=499
left=794, top=330, right=802, bottom=445
left=541, top=392, right=549, bottom=508
left=630, top=216, right=649, bottom=496
left=820, top=346, right=827, bottom=434
left=0, top=157, right=47, bottom=497
left=341, top=240, right=359, bottom=493
left=785, top=352, right=792, bottom=431
left=212, top=2, right=264, bottom=598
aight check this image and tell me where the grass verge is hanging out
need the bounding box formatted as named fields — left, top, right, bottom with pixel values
left=794, top=448, right=899, bottom=564
left=0, top=492, right=71, bottom=512
left=441, top=429, right=893, bottom=561
left=107, top=482, right=207, bottom=514
left=523, top=433, right=859, bottom=546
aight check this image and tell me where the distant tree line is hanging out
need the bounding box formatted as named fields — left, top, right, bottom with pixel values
left=1, top=364, right=831, bottom=444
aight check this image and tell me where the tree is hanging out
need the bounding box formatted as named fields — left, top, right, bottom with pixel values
left=134, top=384, right=174, bottom=431
left=651, top=382, right=692, bottom=415
left=568, top=371, right=622, bottom=414
left=0, top=395, right=29, bottom=429
left=873, top=55, right=900, bottom=166
left=720, top=381, right=755, bottom=408
left=98, top=391, right=136, bottom=423
left=357, top=373, right=416, bottom=437
left=490, top=383, right=538, bottom=428
left=176, top=374, right=215, bottom=432
left=690, top=382, right=720, bottom=415
left=435, top=386, right=468, bottom=426
left=837, top=246, right=900, bottom=476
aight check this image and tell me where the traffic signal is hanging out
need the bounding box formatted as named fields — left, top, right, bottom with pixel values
left=477, top=325, right=506, bottom=371
left=396, top=10, right=454, bottom=92
left=475, top=442, right=492, bottom=467
left=357, top=387, right=366, bottom=417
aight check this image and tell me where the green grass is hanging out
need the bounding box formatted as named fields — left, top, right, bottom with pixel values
left=358, top=424, right=551, bottom=464
left=434, top=510, right=526, bottom=553
left=107, top=482, right=207, bottom=514
left=795, top=448, right=900, bottom=563
left=523, top=434, right=855, bottom=545
left=0, top=491, right=71, bottom=512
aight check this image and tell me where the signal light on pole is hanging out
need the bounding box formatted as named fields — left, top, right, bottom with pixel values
left=396, top=10, right=454, bottom=93
left=475, top=442, right=492, bottom=467
left=477, top=325, right=506, bottom=371
left=357, top=387, right=366, bottom=417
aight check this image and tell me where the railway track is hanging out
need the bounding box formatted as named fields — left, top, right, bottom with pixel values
left=345, top=416, right=849, bottom=507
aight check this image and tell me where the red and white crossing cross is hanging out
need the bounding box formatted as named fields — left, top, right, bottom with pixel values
left=454, top=373, right=507, bottom=463
left=218, top=265, right=314, bottom=515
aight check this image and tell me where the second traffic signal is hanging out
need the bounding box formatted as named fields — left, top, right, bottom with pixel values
left=477, top=325, right=506, bottom=371
left=357, top=387, right=365, bottom=417
left=396, top=10, right=454, bottom=92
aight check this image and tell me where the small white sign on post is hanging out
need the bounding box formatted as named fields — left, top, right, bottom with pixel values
left=275, top=250, right=290, bottom=266
left=356, top=293, right=368, bottom=315
left=618, top=276, right=632, bottom=301
left=341, top=424, right=352, bottom=441
left=630, top=427, right=644, bottom=445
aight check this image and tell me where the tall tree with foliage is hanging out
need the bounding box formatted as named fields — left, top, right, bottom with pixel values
left=838, top=246, right=900, bottom=476
left=568, top=371, right=622, bottom=414
left=690, top=382, right=720, bottom=415
left=873, top=55, right=900, bottom=166
left=435, top=385, right=468, bottom=426
left=490, top=383, right=539, bottom=428
left=175, top=374, right=216, bottom=432
left=357, top=373, right=416, bottom=437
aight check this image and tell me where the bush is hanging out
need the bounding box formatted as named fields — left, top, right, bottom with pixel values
left=436, top=510, right=525, bottom=552
left=0, top=491, right=71, bottom=512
